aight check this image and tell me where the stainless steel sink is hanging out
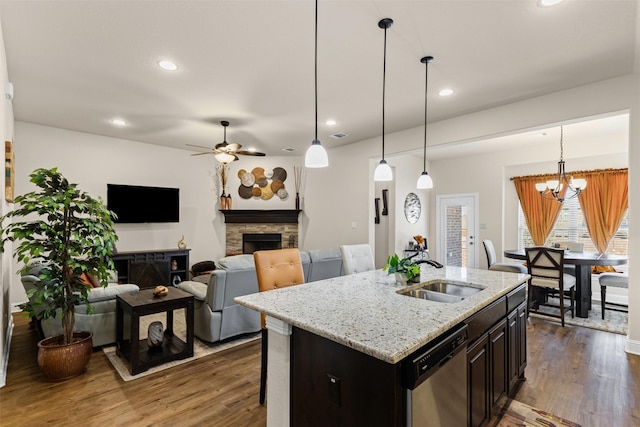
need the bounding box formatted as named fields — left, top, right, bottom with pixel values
left=397, top=280, right=485, bottom=303
left=420, top=281, right=484, bottom=298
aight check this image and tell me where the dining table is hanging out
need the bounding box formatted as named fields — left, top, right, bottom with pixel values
left=504, top=248, right=628, bottom=318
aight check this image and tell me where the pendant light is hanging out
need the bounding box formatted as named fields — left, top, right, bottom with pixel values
left=416, top=56, right=434, bottom=189
left=304, top=0, right=329, bottom=168
left=373, top=18, right=394, bottom=181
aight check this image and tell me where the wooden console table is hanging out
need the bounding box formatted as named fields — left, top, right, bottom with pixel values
left=116, top=287, right=194, bottom=375
left=112, top=249, right=190, bottom=289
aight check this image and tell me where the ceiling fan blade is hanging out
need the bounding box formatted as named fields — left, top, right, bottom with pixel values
left=190, top=152, right=214, bottom=156
left=186, top=143, right=214, bottom=150
left=236, top=150, right=266, bottom=156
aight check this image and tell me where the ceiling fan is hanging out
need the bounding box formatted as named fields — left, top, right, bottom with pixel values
left=187, top=120, right=265, bottom=163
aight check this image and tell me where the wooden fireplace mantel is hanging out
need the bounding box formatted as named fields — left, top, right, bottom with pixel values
left=219, top=209, right=301, bottom=224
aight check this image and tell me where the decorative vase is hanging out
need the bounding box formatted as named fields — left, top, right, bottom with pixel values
left=147, top=321, right=164, bottom=348
left=37, top=331, right=93, bottom=381
left=295, top=192, right=300, bottom=210
left=225, top=194, right=232, bottom=210
left=394, top=272, right=408, bottom=286
left=220, top=193, right=228, bottom=210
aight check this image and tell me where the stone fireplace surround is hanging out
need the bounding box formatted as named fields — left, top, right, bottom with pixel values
left=221, top=210, right=300, bottom=256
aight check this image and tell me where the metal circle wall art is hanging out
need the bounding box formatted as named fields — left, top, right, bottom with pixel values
left=238, top=166, right=289, bottom=201
left=404, top=192, right=421, bottom=224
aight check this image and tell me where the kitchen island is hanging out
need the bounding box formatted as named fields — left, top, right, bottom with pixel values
left=236, top=266, right=529, bottom=426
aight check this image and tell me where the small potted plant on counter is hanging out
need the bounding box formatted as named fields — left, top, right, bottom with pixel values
left=383, top=254, right=421, bottom=286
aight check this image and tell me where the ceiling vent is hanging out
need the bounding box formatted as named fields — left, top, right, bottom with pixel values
left=330, top=132, right=348, bottom=139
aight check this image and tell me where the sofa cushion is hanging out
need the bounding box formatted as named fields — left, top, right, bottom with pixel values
left=86, top=283, right=139, bottom=303
left=178, top=280, right=208, bottom=301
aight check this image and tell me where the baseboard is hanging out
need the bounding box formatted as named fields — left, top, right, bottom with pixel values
left=625, top=337, right=640, bottom=356
left=1, top=315, right=15, bottom=388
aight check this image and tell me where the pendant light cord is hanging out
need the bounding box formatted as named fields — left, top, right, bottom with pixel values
left=314, top=0, right=318, bottom=141
left=381, top=24, right=387, bottom=161
left=422, top=59, right=429, bottom=171
left=559, top=125, right=564, bottom=161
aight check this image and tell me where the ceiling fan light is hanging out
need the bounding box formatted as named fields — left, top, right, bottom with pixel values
left=374, top=159, right=393, bottom=181
left=215, top=152, right=236, bottom=164
left=305, top=139, right=329, bottom=168
left=416, top=172, right=433, bottom=189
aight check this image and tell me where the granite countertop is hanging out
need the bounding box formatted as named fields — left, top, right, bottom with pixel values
left=235, top=266, right=529, bottom=364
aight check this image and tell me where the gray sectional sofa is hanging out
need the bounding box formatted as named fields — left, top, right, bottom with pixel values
left=178, top=248, right=343, bottom=343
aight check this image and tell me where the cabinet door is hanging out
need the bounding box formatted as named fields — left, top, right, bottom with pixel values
left=507, top=310, right=519, bottom=393
left=517, top=302, right=527, bottom=377
left=467, top=334, right=490, bottom=427
left=489, top=319, right=507, bottom=408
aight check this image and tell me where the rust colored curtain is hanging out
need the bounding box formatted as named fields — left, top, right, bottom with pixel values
left=575, top=168, right=628, bottom=273
left=512, top=174, right=568, bottom=246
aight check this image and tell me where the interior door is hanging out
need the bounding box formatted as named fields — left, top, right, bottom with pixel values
left=436, top=193, right=479, bottom=268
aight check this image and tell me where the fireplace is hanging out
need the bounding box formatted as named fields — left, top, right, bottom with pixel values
left=220, top=210, right=300, bottom=256
left=243, top=233, right=282, bottom=254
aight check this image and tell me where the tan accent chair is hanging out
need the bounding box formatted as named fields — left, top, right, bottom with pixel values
left=525, top=247, right=576, bottom=327
left=254, top=248, right=305, bottom=405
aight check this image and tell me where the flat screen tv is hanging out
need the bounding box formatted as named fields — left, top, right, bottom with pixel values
left=107, top=184, right=179, bottom=223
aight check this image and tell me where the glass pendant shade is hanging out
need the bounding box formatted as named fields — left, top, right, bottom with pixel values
left=416, top=172, right=433, bottom=189
left=374, top=159, right=393, bottom=181
left=305, top=139, right=329, bottom=168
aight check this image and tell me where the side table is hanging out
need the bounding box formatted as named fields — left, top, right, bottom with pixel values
left=116, top=287, right=194, bottom=375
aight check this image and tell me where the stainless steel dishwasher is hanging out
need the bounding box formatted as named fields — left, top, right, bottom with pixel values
left=402, top=323, right=468, bottom=427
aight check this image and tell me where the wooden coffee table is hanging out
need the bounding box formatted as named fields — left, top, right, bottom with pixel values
left=116, top=287, right=194, bottom=375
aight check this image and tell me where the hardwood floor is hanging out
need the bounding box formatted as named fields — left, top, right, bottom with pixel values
left=1, top=313, right=638, bottom=426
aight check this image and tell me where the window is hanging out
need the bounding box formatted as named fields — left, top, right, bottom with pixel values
left=517, top=192, right=629, bottom=257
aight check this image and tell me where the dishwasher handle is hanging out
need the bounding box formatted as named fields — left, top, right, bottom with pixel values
left=402, top=324, right=468, bottom=390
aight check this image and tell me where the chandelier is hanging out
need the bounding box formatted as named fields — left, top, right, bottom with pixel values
left=535, top=126, right=587, bottom=203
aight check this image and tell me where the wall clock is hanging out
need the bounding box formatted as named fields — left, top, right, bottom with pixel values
left=404, top=193, right=421, bottom=224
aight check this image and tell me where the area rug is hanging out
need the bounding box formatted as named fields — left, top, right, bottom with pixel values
left=530, top=298, right=628, bottom=335
left=494, top=398, right=581, bottom=427
left=103, top=310, right=260, bottom=381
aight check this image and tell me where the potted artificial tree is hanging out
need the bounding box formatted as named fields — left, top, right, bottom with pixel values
left=0, top=167, right=118, bottom=380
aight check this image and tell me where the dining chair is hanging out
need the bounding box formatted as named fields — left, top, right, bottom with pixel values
left=556, top=241, right=584, bottom=276
left=340, top=244, right=375, bottom=275
left=482, top=240, right=528, bottom=274
left=598, top=272, right=629, bottom=319
left=254, top=248, right=306, bottom=405
left=525, top=247, right=576, bottom=327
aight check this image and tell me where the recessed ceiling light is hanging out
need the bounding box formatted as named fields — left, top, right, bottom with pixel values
left=326, top=119, right=336, bottom=126
left=282, top=147, right=296, bottom=152
left=157, top=60, right=178, bottom=71
left=111, top=118, right=127, bottom=126
left=438, top=89, right=454, bottom=97
left=538, top=0, right=563, bottom=7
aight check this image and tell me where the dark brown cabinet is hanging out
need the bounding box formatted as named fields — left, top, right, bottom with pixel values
left=112, top=249, right=190, bottom=289
left=467, top=334, right=490, bottom=427
left=466, top=283, right=527, bottom=427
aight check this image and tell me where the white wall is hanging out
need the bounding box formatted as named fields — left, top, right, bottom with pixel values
left=0, top=17, right=15, bottom=388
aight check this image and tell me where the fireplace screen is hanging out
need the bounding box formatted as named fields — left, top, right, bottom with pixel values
left=242, top=233, right=282, bottom=254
